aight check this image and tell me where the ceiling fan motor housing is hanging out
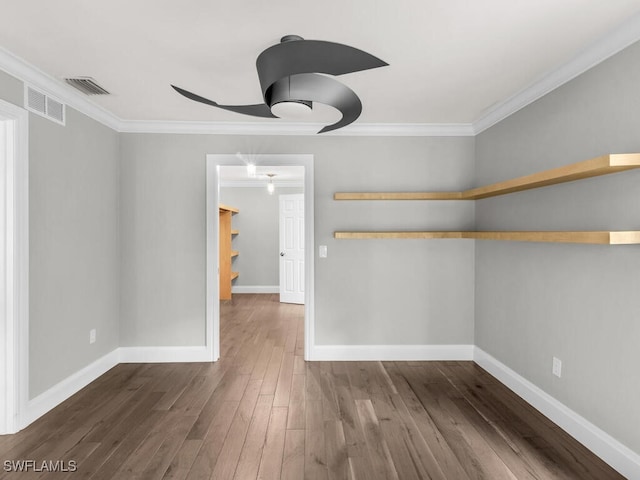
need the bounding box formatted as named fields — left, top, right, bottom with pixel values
left=266, top=77, right=313, bottom=112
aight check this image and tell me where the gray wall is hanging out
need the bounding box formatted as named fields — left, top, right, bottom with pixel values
left=220, top=186, right=303, bottom=288
left=119, top=135, right=476, bottom=347
left=0, top=71, right=120, bottom=398
left=0, top=70, right=23, bottom=105
left=475, top=40, right=640, bottom=453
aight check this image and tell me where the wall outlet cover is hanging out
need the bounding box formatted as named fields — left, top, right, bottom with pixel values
left=552, top=356, right=562, bottom=377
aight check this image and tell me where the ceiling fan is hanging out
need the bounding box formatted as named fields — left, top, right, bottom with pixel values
left=171, top=35, right=388, bottom=133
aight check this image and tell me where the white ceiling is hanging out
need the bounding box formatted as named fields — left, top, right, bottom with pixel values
left=2, top=1, right=640, bottom=127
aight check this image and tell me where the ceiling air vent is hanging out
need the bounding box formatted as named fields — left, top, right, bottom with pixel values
left=24, top=85, right=65, bottom=125
left=64, top=77, right=110, bottom=95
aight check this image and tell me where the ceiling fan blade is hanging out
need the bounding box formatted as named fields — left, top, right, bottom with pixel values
left=281, top=73, right=362, bottom=133
left=256, top=39, right=388, bottom=98
left=171, top=85, right=277, bottom=118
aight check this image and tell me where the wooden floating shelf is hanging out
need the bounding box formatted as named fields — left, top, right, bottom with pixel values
left=334, top=192, right=463, bottom=200
left=231, top=229, right=239, bottom=235
left=334, top=231, right=640, bottom=244
left=334, top=153, right=640, bottom=201
left=335, top=231, right=464, bottom=240
left=231, top=271, right=239, bottom=280
left=231, top=250, right=239, bottom=257
left=219, top=203, right=239, bottom=213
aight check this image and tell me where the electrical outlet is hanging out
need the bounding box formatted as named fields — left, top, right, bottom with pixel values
left=89, top=329, right=96, bottom=344
left=552, top=356, right=562, bottom=378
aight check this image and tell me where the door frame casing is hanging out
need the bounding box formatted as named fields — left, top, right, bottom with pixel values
left=0, top=98, right=29, bottom=434
left=205, top=154, right=314, bottom=361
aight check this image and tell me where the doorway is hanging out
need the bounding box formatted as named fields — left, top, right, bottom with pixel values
left=0, top=98, right=29, bottom=434
left=205, top=154, right=314, bottom=362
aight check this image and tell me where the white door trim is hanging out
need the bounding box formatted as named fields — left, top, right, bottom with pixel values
left=205, top=154, right=314, bottom=361
left=0, top=98, right=29, bottom=434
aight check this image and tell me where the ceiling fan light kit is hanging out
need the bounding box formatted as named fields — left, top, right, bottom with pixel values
left=172, top=35, right=388, bottom=133
left=266, top=173, right=276, bottom=195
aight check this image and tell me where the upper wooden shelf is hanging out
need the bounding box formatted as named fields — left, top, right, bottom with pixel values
left=231, top=250, right=239, bottom=257
left=334, top=231, right=640, bottom=244
left=334, top=154, right=640, bottom=201
left=231, top=229, right=239, bottom=235
left=335, top=231, right=464, bottom=240
left=219, top=204, right=239, bottom=213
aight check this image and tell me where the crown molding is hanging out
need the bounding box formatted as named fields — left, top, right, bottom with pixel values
left=329, top=122, right=475, bottom=137
left=118, top=119, right=475, bottom=136
left=473, top=11, right=640, bottom=134
left=0, top=47, right=121, bottom=131
left=4, top=9, right=640, bottom=139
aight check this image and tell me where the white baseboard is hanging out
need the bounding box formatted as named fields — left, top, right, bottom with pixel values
left=311, top=344, right=474, bottom=361
left=23, top=349, right=120, bottom=428
left=21, top=345, right=213, bottom=429
left=231, top=285, right=279, bottom=294
left=474, top=347, right=640, bottom=480
left=118, top=346, right=213, bottom=363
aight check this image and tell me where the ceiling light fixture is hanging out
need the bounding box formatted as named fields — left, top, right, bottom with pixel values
left=266, top=173, right=276, bottom=195
left=270, top=99, right=312, bottom=119
left=247, top=163, right=257, bottom=177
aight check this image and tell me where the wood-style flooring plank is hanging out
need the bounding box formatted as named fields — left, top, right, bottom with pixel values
left=260, top=346, right=284, bottom=396
left=161, top=439, right=202, bottom=480
left=330, top=366, right=379, bottom=480
left=273, top=352, right=295, bottom=407
left=211, top=379, right=262, bottom=480
left=256, top=406, right=288, bottom=479
left=354, top=399, right=400, bottom=480
left=304, top=400, right=328, bottom=480
left=184, top=400, right=240, bottom=480
left=137, top=414, right=198, bottom=480
left=233, top=394, right=273, bottom=480
left=286, top=374, right=306, bottom=430
left=281, top=429, right=305, bottom=480
left=324, top=420, right=348, bottom=480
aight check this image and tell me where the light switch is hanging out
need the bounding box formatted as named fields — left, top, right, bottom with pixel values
left=319, top=245, right=328, bottom=258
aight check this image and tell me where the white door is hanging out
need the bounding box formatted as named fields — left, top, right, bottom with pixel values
left=279, top=194, right=304, bottom=304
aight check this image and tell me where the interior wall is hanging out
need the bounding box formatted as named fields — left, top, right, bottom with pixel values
left=475, top=40, right=640, bottom=454
left=220, top=185, right=303, bottom=289
left=119, top=135, right=475, bottom=347
left=0, top=70, right=120, bottom=398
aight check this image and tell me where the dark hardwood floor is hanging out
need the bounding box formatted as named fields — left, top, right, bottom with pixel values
left=0, top=294, right=623, bottom=479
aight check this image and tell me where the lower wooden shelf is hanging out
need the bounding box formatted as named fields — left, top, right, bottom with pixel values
left=334, top=231, right=640, bottom=244
left=335, top=231, right=464, bottom=239
left=231, top=271, right=239, bottom=280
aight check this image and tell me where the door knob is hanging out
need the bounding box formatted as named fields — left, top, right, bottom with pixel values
left=280, top=252, right=285, bottom=256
